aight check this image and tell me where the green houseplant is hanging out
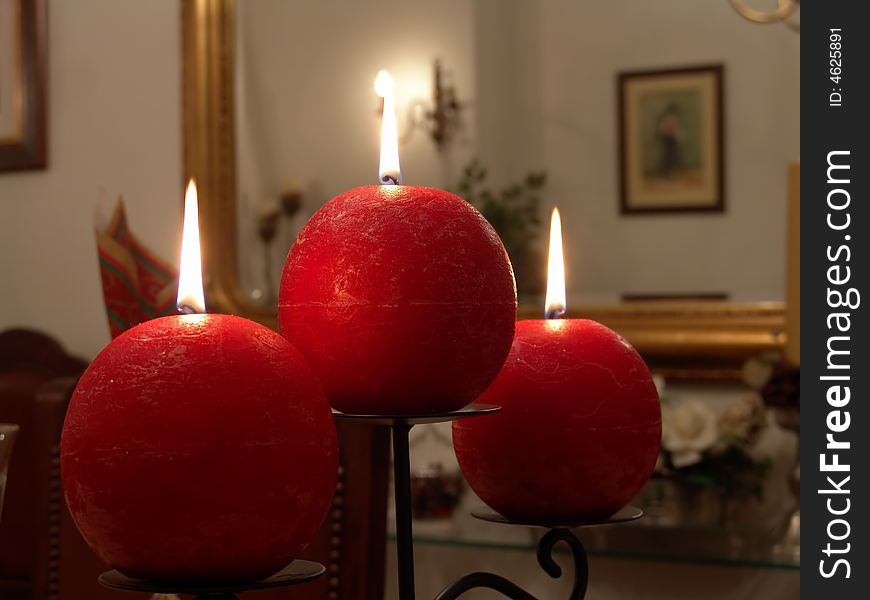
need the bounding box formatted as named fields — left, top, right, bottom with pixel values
left=456, top=159, right=547, bottom=298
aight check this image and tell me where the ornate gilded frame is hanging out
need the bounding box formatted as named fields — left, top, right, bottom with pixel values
left=181, top=0, right=276, bottom=326
left=0, top=0, right=47, bottom=171
left=181, top=0, right=785, bottom=380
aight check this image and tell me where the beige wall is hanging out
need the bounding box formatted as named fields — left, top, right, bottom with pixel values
left=476, top=0, right=800, bottom=305
left=0, top=0, right=181, bottom=359
left=234, top=0, right=478, bottom=299
left=233, top=0, right=800, bottom=305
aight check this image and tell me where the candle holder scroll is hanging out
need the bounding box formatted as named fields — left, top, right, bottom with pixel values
left=436, top=507, right=642, bottom=600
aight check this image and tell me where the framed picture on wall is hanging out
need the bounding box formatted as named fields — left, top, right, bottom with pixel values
left=618, top=65, right=724, bottom=214
left=0, top=0, right=47, bottom=172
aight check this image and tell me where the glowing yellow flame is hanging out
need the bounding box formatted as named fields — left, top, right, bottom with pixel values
left=544, top=207, right=566, bottom=319
left=374, top=69, right=392, bottom=98
left=376, top=70, right=402, bottom=185
left=176, top=179, right=206, bottom=314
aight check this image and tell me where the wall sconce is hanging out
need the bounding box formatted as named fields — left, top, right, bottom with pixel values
left=729, top=0, right=800, bottom=32
left=375, top=60, right=463, bottom=152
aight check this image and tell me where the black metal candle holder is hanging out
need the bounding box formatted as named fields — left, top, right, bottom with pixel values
left=435, top=506, right=642, bottom=600
left=334, top=404, right=501, bottom=600
left=98, top=559, right=325, bottom=600
left=334, top=403, right=644, bottom=600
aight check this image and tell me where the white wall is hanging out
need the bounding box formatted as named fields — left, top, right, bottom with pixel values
left=0, top=0, right=181, bottom=359
left=235, top=0, right=477, bottom=299
left=235, top=0, right=800, bottom=305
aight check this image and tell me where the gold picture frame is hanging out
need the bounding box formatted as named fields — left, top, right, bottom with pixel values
left=0, top=0, right=46, bottom=172
left=618, top=65, right=724, bottom=214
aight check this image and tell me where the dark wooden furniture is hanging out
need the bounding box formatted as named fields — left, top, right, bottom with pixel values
left=0, top=329, right=88, bottom=600
left=276, top=422, right=390, bottom=600
left=0, top=328, right=390, bottom=599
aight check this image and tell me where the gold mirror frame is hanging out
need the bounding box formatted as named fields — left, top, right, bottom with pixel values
left=181, top=0, right=786, bottom=381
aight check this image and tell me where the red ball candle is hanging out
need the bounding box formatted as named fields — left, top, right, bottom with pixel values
left=61, top=182, right=338, bottom=583
left=278, top=72, right=516, bottom=415
left=453, top=209, right=661, bottom=522
left=280, top=185, right=516, bottom=415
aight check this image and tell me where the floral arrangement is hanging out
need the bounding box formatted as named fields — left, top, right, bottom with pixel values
left=656, top=384, right=771, bottom=499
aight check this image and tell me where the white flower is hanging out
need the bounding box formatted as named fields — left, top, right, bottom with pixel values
left=718, top=393, right=767, bottom=444
left=662, top=401, right=718, bottom=468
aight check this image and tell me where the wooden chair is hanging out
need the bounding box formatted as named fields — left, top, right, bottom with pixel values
left=0, top=328, right=390, bottom=599
left=0, top=329, right=88, bottom=600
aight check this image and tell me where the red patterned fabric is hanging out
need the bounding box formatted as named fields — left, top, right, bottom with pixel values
left=96, top=199, right=177, bottom=338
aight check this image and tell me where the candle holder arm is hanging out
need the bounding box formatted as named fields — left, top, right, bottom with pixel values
left=434, top=528, right=589, bottom=600
left=434, top=572, right=537, bottom=600
left=536, top=528, right=589, bottom=600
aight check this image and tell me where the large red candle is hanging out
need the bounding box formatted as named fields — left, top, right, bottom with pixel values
left=453, top=209, right=661, bottom=522
left=61, top=182, right=338, bottom=583
left=278, top=72, right=516, bottom=415
left=280, top=185, right=516, bottom=415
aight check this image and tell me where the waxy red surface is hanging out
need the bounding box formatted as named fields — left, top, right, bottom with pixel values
left=454, top=319, right=661, bottom=522
left=279, top=185, right=517, bottom=415
left=61, top=314, right=338, bottom=583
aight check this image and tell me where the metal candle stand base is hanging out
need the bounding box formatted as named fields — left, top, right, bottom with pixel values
left=334, top=404, right=643, bottom=600
left=98, top=560, right=325, bottom=599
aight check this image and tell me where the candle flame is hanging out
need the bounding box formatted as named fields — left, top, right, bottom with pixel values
left=544, top=207, right=566, bottom=319
left=176, top=179, right=206, bottom=314
left=376, top=70, right=402, bottom=185
left=374, top=70, right=392, bottom=98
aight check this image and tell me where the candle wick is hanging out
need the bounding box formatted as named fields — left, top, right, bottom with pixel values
left=381, top=174, right=399, bottom=185
left=545, top=306, right=566, bottom=320
left=178, top=304, right=201, bottom=315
